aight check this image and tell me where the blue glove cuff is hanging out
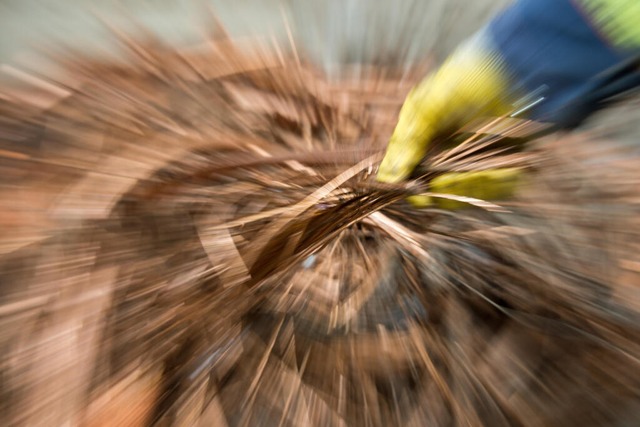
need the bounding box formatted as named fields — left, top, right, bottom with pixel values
left=487, top=0, right=628, bottom=121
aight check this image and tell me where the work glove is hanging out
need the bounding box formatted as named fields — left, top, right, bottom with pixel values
left=377, top=35, right=522, bottom=208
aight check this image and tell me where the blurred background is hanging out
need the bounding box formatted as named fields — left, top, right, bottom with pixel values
left=2, top=1, right=640, bottom=426
left=0, top=0, right=508, bottom=75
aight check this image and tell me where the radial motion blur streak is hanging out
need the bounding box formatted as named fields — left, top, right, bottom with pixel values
left=1, top=1, right=640, bottom=426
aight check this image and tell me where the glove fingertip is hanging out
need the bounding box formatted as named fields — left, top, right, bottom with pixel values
left=407, top=194, right=433, bottom=208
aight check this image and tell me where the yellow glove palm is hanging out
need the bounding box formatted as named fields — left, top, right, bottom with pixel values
left=378, top=36, right=522, bottom=208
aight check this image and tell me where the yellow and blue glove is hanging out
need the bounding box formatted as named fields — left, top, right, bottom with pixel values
left=378, top=0, right=640, bottom=209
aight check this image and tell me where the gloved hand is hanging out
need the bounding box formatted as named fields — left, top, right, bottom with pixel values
left=377, top=34, right=523, bottom=208
left=378, top=0, right=640, bottom=209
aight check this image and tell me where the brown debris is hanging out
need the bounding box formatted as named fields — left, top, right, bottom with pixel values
left=0, top=28, right=639, bottom=427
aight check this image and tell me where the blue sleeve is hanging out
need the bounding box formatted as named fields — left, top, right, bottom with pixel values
left=487, top=0, right=629, bottom=122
